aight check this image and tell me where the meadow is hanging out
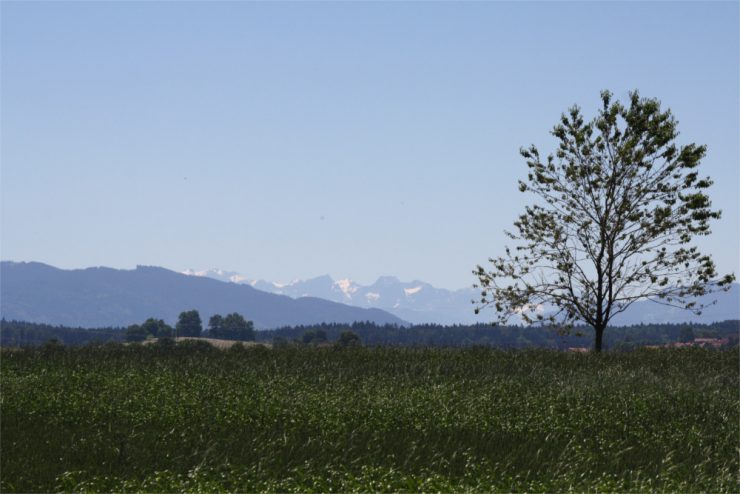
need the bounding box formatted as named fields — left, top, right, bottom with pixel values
left=1, top=341, right=737, bottom=492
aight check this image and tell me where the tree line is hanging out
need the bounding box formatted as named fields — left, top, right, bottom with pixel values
left=1, top=318, right=736, bottom=350
left=123, top=310, right=255, bottom=342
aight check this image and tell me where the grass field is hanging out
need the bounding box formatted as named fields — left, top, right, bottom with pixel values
left=1, top=342, right=737, bottom=492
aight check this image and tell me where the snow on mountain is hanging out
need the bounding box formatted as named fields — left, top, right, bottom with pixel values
left=182, top=268, right=740, bottom=326
left=182, top=268, right=252, bottom=285
left=335, top=279, right=359, bottom=298
left=183, top=268, right=483, bottom=324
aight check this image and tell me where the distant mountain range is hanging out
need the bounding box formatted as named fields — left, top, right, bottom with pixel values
left=1, top=261, right=736, bottom=329
left=184, top=268, right=740, bottom=326
left=0, top=262, right=406, bottom=329
left=182, top=268, right=484, bottom=325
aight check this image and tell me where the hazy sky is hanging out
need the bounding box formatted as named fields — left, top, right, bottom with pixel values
left=2, top=1, right=738, bottom=289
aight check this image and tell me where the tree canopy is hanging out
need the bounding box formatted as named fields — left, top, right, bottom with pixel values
left=474, top=90, right=734, bottom=351
left=208, top=313, right=255, bottom=341
left=302, top=329, right=328, bottom=345
left=176, top=310, right=202, bottom=337
left=126, top=318, right=173, bottom=342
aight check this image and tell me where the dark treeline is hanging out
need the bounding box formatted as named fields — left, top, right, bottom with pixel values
left=0, top=320, right=125, bottom=347
left=1, top=318, right=737, bottom=349
left=260, top=320, right=739, bottom=350
left=0, top=319, right=740, bottom=350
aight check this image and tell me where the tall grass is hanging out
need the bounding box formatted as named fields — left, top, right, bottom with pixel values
left=1, top=343, right=737, bottom=492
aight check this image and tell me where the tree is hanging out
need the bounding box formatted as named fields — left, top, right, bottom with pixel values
left=208, top=314, right=224, bottom=335
left=302, top=329, right=327, bottom=345
left=474, top=90, right=734, bottom=352
left=336, top=331, right=361, bottom=347
left=125, top=324, right=148, bottom=342
left=140, top=318, right=173, bottom=339
left=126, top=319, right=172, bottom=341
left=208, top=313, right=255, bottom=341
left=176, top=310, right=202, bottom=337
left=223, top=313, right=255, bottom=341
left=679, top=326, right=696, bottom=343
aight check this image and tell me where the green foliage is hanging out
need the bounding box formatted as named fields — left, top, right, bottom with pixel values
left=1, top=346, right=737, bottom=492
left=679, top=326, right=696, bottom=343
left=208, top=313, right=255, bottom=341
left=141, top=318, right=173, bottom=338
left=124, top=324, right=148, bottom=342
left=336, top=330, right=361, bottom=347
left=302, top=329, right=328, bottom=345
left=475, top=91, right=735, bottom=351
left=124, top=318, right=173, bottom=342
left=262, top=320, right=738, bottom=350
left=2, top=319, right=738, bottom=350
left=0, top=320, right=125, bottom=347
left=175, top=310, right=202, bottom=337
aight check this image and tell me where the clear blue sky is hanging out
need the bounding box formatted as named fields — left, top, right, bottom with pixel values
left=2, top=1, right=738, bottom=289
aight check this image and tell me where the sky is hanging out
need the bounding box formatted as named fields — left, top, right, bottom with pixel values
left=1, top=1, right=738, bottom=289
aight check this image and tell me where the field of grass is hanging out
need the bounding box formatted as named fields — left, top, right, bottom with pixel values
left=1, top=342, right=737, bottom=492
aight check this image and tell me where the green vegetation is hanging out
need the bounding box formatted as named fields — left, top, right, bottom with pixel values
left=175, top=310, right=203, bottom=338
left=2, top=344, right=737, bottom=492
left=122, top=311, right=254, bottom=343
left=207, top=313, right=255, bottom=341
left=301, top=328, right=328, bottom=345
left=125, top=318, right=173, bottom=342
left=2, top=319, right=738, bottom=349
left=336, top=330, right=361, bottom=347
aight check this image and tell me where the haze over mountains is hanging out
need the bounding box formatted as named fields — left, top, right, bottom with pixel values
left=185, top=268, right=740, bottom=326
left=0, top=262, right=405, bottom=329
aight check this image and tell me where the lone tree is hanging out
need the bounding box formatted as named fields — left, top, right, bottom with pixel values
left=475, top=90, right=734, bottom=352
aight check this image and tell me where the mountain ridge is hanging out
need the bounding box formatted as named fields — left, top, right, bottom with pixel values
left=0, top=261, right=406, bottom=329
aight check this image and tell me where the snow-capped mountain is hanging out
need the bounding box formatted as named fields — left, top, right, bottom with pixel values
left=181, top=268, right=251, bottom=285
left=183, top=268, right=740, bottom=326
left=183, top=269, right=483, bottom=324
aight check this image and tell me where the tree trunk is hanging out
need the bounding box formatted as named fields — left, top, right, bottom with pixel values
left=594, top=325, right=604, bottom=353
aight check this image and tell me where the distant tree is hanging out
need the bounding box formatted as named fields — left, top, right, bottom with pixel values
left=140, top=318, right=173, bottom=339
left=302, top=329, right=327, bottom=345
left=336, top=331, right=361, bottom=347
left=475, top=90, right=734, bottom=352
left=679, top=326, right=696, bottom=343
left=209, top=313, right=255, bottom=341
left=40, top=338, right=64, bottom=354
left=176, top=310, right=202, bottom=337
left=272, top=336, right=290, bottom=348
left=125, top=324, right=148, bottom=342
left=208, top=314, right=224, bottom=335
left=126, top=324, right=147, bottom=341
left=224, top=313, right=255, bottom=341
